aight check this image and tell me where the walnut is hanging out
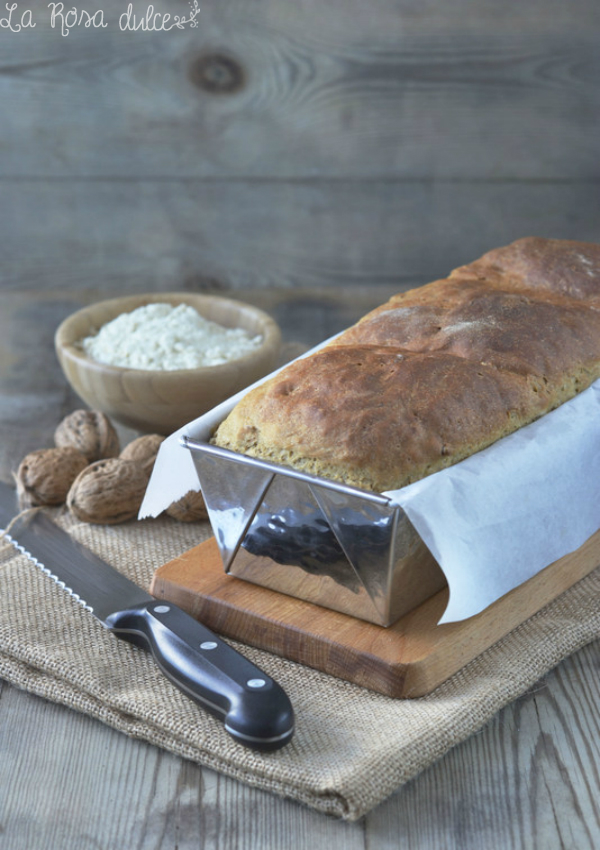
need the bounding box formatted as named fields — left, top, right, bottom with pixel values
left=120, top=434, right=164, bottom=477
left=166, top=489, right=208, bottom=522
left=54, top=410, right=120, bottom=462
left=67, top=458, right=148, bottom=524
left=15, top=447, right=88, bottom=508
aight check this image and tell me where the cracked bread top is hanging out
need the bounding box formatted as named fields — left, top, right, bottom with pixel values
left=212, top=238, right=600, bottom=493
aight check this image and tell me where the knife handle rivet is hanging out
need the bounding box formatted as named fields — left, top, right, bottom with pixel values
left=200, top=641, right=218, bottom=650
left=247, top=678, right=267, bottom=689
left=154, top=605, right=170, bottom=614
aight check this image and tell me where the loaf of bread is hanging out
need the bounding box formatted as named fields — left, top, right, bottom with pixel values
left=212, top=238, right=600, bottom=493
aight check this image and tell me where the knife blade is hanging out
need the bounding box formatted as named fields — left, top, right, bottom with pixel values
left=0, top=480, right=294, bottom=750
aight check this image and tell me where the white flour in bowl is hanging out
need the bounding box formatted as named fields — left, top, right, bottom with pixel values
left=82, top=303, right=263, bottom=371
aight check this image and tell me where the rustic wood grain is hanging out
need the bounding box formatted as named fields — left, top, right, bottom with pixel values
left=0, top=0, right=598, bottom=179
left=0, top=683, right=366, bottom=849
left=151, top=532, right=600, bottom=698
left=2, top=180, right=600, bottom=293
left=372, top=643, right=600, bottom=849
left=1, top=0, right=599, bottom=294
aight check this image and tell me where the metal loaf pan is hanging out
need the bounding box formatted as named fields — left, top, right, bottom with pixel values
left=181, top=436, right=446, bottom=627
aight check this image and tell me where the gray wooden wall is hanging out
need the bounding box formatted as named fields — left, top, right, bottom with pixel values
left=1, top=0, right=599, bottom=293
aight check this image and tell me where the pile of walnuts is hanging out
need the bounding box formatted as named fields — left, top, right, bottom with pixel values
left=15, top=410, right=207, bottom=525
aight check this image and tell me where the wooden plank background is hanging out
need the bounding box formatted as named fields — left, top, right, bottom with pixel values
left=1, top=0, right=599, bottom=293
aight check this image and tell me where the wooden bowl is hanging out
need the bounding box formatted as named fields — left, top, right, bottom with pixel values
left=55, top=293, right=282, bottom=435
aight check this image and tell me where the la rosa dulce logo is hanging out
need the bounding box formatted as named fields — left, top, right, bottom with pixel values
left=1, top=1, right=200, bottom=34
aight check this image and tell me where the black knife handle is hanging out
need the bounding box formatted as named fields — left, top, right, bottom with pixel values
left=104, top=601, right=294, bottom=751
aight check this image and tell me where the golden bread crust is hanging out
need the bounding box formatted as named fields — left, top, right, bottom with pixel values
left=212, top=238, right=600, bottom=492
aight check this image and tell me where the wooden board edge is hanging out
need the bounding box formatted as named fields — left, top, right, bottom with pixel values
left=151, top=570, right=413, bottom=697
left=151, top=531, right=600, bottom=699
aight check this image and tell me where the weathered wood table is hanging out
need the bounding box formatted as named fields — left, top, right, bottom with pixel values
left=1, top=287, right=599, bottom=849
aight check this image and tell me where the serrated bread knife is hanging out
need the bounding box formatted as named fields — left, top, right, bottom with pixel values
left=0, top=481, right=294, bottom=751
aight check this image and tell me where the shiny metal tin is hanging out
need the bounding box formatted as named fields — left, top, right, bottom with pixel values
left=181, top=436, right=446, bottom=627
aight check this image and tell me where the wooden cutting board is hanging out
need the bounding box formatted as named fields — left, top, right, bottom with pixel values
left=150, top=531, right=600, bottom=698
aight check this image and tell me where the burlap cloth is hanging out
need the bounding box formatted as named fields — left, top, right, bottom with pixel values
left=1, top=510, right=599, bottom=821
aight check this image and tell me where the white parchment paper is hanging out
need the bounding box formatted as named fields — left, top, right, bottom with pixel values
left=385, top=380, right=600, bottom=622
left=140, top=347, right=600, bottom=623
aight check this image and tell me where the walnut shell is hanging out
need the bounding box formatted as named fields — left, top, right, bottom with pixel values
left=166, top=490, right=208, bottom=522
left=16, top=447, right=88, bottom=508
left=55, top=410, right=120, bottom=462
left=67, top=458, right=148, bottom=524
left=120, top=434, right=164, bottom=477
